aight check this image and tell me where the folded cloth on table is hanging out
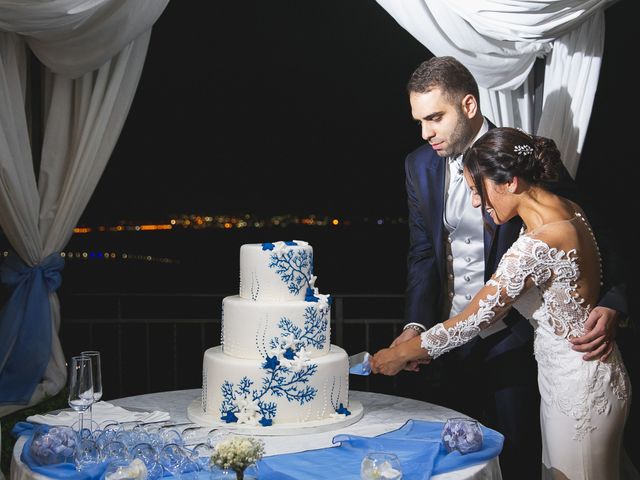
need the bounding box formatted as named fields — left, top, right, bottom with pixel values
left=258, top=419, right=504, bottom=480
left=26, top=401, right=170, bottom=426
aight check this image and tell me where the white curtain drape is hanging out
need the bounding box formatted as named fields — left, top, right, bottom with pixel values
left=375, top=0, right=617, bottom=177
left=0, top=0, right=169, bottom=417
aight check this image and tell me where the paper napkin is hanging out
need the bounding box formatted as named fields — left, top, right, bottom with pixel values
left=26, top=401, right=170, bottom=426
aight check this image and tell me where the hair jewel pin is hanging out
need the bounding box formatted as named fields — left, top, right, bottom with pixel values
left=514, top=144, right=533, bottom=156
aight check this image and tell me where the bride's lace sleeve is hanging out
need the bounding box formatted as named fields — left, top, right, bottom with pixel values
left=421, top=236, right=553, bottom=359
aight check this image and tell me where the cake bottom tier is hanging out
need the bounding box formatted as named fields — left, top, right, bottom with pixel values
left=199, top=345, right=354, bottom=428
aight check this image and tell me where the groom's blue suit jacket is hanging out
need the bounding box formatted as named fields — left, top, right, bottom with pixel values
left=404, top=124, right=628, bottom=356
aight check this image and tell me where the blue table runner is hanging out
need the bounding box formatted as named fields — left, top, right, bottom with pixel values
left=259, top=419, right=503, bottom=480
left=14, top=419, right=503, bottom=480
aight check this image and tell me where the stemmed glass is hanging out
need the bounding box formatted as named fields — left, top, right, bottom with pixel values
left=159, top=444, right=188, bottom=479
left=81, top=351, right=102, bottom=426
left=67, top=355, right=94, bottom=438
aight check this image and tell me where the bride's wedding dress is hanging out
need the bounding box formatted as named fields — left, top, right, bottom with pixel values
left=421, top=213, right=636, bottom=479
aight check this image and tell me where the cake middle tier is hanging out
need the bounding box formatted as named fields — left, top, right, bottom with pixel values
left=202, top=345, right=350, bottom=426
left=222, top=295, right=331, bottom=359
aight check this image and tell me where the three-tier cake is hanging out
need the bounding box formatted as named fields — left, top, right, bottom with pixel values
left=187, top=240, right=363, bottom=434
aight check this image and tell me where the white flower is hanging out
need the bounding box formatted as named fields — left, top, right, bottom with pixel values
left=272, top=241, right=286, bottom=251
left=105, top=459, right=147, bottom=480
left=268, top=345, right=284, bottom=358
left=377, top=461, right=402, bottom=479
left=281, top=346, right=311, bottom=372
left=234, top=398, right=261, bottom=425
left=282, top=337, right=298, bottom=352
left=211, top=436, right=265, bottom=473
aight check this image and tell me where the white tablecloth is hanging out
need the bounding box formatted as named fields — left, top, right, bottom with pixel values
left=11, top=389, right=502, bottom=480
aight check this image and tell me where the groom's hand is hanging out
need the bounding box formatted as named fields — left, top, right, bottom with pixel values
left=390, top=329, right=427, bottom=371
left=570, top=306, right=618, bottom=361
left=371, top=348, right=407, bottom=376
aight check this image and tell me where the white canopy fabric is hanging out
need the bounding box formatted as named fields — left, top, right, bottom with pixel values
left=375, top=0, right=617, bottom=177
left=0, top=0, right=169, bottom=417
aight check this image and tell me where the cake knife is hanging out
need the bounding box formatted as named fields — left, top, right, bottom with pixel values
left=348, top=351, right=371, bottom=375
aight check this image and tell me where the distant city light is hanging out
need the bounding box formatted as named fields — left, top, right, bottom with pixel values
left=68, top=213, right=407, bottom=237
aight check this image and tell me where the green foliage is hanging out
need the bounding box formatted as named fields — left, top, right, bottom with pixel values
left=0, top=389, right=68, bottom=475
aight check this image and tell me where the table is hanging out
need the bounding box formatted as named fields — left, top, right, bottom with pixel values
left=11, top=390, right=502, bottom=480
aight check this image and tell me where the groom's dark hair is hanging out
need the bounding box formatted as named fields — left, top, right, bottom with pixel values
left=407, top=56, right=480, bottom=107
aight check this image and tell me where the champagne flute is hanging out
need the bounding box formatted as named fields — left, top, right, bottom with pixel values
left=81, top=351, right=102, bottom=426
left=68, top=355, right=94, bottom=436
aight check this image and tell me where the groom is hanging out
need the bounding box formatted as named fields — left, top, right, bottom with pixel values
left=390, top=57, right=627, bottom=479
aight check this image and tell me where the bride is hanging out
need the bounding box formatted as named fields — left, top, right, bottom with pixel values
left=372, top=127, right=634, bottom=478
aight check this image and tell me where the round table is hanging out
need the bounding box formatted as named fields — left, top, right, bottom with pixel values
left=11, top=390, right=502, bottom=480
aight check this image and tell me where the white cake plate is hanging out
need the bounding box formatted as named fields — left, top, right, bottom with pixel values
left=187, top=399, right=364, bottom=436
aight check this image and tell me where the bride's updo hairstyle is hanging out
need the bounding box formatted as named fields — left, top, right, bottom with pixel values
left=463, top=127, right=562, bottom=213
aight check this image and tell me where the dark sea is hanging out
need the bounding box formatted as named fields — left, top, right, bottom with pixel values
left=55, top=224, right=409, bottom=296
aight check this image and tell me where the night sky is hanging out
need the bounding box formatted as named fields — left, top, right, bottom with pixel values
left=80, top=0, right=633, bottom=228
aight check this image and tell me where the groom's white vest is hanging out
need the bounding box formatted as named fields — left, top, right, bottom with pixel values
left=445, top=197, right=506, bottom=338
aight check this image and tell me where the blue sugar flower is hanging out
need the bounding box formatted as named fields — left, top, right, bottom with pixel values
left=336, top=403, right=351, bottom=416
left=221, top=411, right=238, bottom=423
left=283, top=348, right=296, bottom=360
left=284, top=241, right=298, bottom=246
left=259, top=417, right=273, bottom=427
left=262, top=242, right=275, bottom=251
left=305, top=287, right=319, bottom=302
left=263, top=355, right=280, bottom=370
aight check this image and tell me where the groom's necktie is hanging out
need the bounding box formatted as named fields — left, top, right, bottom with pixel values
left=444, top=155, right=467, bottom=232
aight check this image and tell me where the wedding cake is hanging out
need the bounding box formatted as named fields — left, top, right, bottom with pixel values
left=187, top=240, right=363, bottom=434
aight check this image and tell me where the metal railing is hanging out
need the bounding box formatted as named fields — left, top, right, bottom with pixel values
left=60, top=293, right=410, bottom=399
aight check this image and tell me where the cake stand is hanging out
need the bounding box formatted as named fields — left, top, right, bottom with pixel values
left=187, top=399, right=364, bottom=436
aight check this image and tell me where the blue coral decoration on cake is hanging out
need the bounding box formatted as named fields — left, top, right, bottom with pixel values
left=270, top=306, right=328, bottom=351
left=267, top=241, right=314, bottom=296
left=219, top=314, right=324, bottom=426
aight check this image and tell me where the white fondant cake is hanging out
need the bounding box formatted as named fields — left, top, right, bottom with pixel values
left=191, top=240, right=361, bottom=432
left=221, top=296, right=330, bottom=359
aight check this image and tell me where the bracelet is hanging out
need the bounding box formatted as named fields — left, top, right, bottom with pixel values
left=403, top=322, right=426, bottom=334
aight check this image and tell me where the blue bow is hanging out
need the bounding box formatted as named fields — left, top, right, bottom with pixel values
left=0, top=251, right=64, bottom=404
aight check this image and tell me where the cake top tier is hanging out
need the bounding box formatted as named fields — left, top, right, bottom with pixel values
left=239, top=240, right=328, bottom=303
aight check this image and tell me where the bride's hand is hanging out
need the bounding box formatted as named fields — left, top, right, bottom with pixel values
left=371, top=347, right=409, bottom=376
left=390, top=329, right=424, bottom=371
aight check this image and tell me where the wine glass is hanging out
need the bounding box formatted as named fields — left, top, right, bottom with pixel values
left=68, top=355, right=94, bottom=435
left=360, top=452, right=403, bottom=480
left=81, top=351, right=102, bottom=425
left=159, top=444, right=188, bottom=479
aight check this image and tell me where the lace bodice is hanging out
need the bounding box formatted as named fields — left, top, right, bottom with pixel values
left=420, top=214, right=630, bottom=439
left=421, top=215, right=597, bottom=358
